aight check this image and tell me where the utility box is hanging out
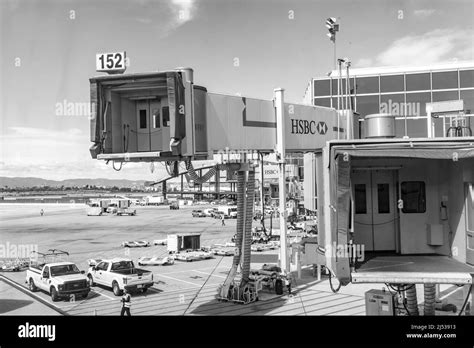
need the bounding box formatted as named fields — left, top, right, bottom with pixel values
left=365, top=289, right=395, bottom=316
left=427, top=224, right=444, bottom=246
left=167, top=233, right=201, bottom=253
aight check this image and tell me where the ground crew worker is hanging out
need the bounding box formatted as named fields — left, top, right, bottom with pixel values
left=120, top=288, right=131, bottom=316
left=221, top=214, right=225, bottom=226
left=40, top=209, right=44, bottom=216
left=284, top=273, right=292, bottom=295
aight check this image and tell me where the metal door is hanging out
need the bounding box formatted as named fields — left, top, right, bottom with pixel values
left=353, top=170, right=396, bottom=251
left=149, top=100, right=162, bottom=151
left=466, top=183, right=474, bottom=265
left=136, top=100, right=150, bottom=152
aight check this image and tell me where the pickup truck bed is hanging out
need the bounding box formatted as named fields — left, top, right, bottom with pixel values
left=112, top=268, right=150, bottom=276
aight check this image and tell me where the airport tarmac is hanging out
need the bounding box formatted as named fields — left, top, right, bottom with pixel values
left=0, top=204, right=470, bottom=316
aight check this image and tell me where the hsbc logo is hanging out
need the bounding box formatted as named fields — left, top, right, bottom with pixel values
left=290, top=119, right=328, bottom=135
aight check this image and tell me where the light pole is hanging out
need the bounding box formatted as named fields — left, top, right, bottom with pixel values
left=326, top=17, right=340, bottom=131
left=325, top=17, right=339, bottom=71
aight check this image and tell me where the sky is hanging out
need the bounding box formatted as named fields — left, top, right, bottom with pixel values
left=1, top=0, right=473, bottom=181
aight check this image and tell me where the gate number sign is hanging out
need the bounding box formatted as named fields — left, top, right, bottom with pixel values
left=96, top=52, right=127, bottom=73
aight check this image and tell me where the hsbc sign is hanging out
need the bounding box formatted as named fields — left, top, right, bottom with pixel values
left=291, top=119, right=328, bottom=135
left=257, top=165, right=298, bottom=179
left=284, top=104, right=345, bottom=151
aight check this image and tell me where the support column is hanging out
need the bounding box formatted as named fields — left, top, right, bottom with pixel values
left=163, top=181, right=167, bottom=200
left=215, top=169, right=220, bottom=200
left=275, top=88, right=288, bottom=272
left=180, top=174, right=184, bottom=198
left=260, top=152, right=265, bottom=230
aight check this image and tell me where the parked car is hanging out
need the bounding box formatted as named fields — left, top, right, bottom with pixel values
left=192, top=210, right=206, bottom=217
left=87, top=258, right=154, bottom=295
left=153, top=239, right=167, bottom=246
left=121, top=240, right=150, bottom=248
left=172, top=252, right=202, bottom=262
left=106, top=203, right=118, bottom=214
left=212, top=247, right=235, bottom=256
left=87, top=206, right=102, bottom=216
left=26, top=261, right=90, bottom=301
left=137, top=256, right=174, bottom=266
left=116, top=207, right=136, bottom=216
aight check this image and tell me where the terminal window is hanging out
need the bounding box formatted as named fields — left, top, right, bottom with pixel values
left=314, top=79, right=331, bottom=97
left=380, top=74, right=404, bottom=93
left=406, top=73, right=430, bottom=91
left=355, top=76, right=379, bottom=94
left=401, top=181, right=426, bottom=213
left=460, top=70, right=474, bottom=88
left=355, top=184, right=367, bottom=214
left=332, top=78, right=347, bottom=96
left=139, top=110, right=147, bottom=129
left=377, top=184, right=390, bottom=214
left=162, top=106, right=170, bottom=127
left=432, top=71, right=458, bottom=90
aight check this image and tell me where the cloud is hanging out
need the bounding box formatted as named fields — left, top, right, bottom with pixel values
left=356, top=28, right=474, bottom=68
left=413, top=9, right=436, bottom=18
left=167, top=0, right=197, bottom=32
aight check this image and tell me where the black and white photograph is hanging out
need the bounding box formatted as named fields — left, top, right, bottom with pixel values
left=0, top=0, right=473, bottom=346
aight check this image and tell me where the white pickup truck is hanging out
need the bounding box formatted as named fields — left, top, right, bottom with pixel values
left=26, top=261, right=90, bottom=302
left=87, top=258, right=154, bottom=296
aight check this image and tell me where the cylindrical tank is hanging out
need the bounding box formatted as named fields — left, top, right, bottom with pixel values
left=364, top=113, right=396, bottom=138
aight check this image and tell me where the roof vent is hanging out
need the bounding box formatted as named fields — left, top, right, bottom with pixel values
left=364, top=113, right=396, bottom=139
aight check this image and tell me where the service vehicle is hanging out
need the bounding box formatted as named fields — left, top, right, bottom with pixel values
left=116, top=207, right=137, bottom=216
left=212, top=247, right=236, bottom=256
left=217, top=206, right=238, bottom=218
left=106, top=203, right=118, bottom=214
left=26, top=250, right=89, bottom=302
left=87, top=202, right=102, bottom=216
left=1, top=259, right=29, bottom=272
left=169, top=202, right=179, bottom=210
left=121, top=240, right=150, bottom=248
left=172, top=252, right=202, bottom=262
left=192, top=210, right=206, bottom=217
left=250, top=264, right=290, bottom=295
left=204, top=208, right=218, bottom=217
left=87, top=258, right=154, bottom=295
left=137, top=256, right=174, bottom=266
left=153, top=239, right=167, bottom=245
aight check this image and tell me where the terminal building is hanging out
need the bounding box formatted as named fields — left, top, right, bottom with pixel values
left=303, top=61, right=474, bottom=138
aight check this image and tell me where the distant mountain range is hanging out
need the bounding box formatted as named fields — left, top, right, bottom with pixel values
left=0, top=177, right=148, bottom=188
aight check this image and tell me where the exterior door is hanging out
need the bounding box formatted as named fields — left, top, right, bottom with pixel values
left=466, top=183, right=474, bottom=265
left=353, top=170, right=397, bottom=251
left=149, top=100, right=162, bottom=151
left=136, top=101, right=150, bottom=152
left=40, top=266, right=50, bottom=291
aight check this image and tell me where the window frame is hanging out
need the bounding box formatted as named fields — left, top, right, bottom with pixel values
left=401, top=181, right=426, bottom=214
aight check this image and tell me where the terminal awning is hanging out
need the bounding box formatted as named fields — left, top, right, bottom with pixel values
left=332, top=141, right=474, bottom=160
